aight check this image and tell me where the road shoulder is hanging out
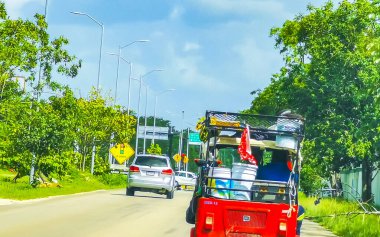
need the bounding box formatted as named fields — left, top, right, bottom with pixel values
left=302, top=219, right=337, bottom=237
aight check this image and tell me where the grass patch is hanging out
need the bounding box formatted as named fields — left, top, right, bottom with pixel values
left=0, top=169, right=127, bottom=200
left=299, top=193, right=380, bottom=237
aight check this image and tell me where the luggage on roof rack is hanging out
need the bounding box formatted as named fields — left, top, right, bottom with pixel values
left=203, top=110, right=305, bottom=151
left=205, top=110, right=304, bottom=136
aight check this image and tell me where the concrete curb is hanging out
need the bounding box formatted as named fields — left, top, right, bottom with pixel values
left=0, top=199, right=19, bottom=206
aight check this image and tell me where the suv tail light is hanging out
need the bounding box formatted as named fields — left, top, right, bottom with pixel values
left=161, top=169, right=173, bottom=175
left=129, top=165, right=140, bottom=173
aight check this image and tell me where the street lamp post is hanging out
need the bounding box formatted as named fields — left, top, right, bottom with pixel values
left=152, top=89, right=176, bottom=144
left=70, top=11, right=104, bottom=92
left=108, top=53, right=131, bottom=105
left=70, top=11, right=104, bottom=175
left=113, top=40, right=148, bottom=106
left=178, top=110, right=184, bottom=170
left=134, top=69, right=163, bottom=155
left=107, top=55, right=132, bottom=167
left=186, top=128, right=190, bottom=172
left=143, top=84, right=149, bottom=153
left=44, top=0, right=48, bottom=17
left=131, top=78, right=149, bottom=154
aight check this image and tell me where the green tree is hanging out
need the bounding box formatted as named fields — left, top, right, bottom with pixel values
left=0, top=3, right=81, bottom=94
left=0, top=3, right=81, bottom=182
left=75, top=90, right=136, bottom=172
left=249, top=0, right=380, bottom=199
left=0, top=98, right=34, bottom=180
left=111, top=106, right=136, bottom=144
left=147, top=143, right=162, bottom=155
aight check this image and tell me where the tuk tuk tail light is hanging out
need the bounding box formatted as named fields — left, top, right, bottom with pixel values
left=204, top=213, right=214, bottom=230
left=279, top=221, right=287, bottom=232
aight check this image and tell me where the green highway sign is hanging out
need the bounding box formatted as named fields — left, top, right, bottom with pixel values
left=189, top=132, right=201, bottom=145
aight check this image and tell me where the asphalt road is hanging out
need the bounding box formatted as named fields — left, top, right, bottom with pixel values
left=0, top=189, right=193, bottom=237
left=0, top=189, right=337, bottom=237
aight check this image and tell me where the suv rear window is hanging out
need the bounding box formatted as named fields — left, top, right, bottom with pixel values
left=135, top=156, right=168, bottom=167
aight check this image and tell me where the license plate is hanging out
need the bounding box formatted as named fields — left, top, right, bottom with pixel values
left=146, top=171, right=155, bottom=176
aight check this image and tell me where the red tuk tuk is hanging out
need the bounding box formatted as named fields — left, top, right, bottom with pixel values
left=187, top=111, right=304, bottom=237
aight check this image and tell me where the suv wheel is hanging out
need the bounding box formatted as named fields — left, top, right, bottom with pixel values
left=126, top=187, right=135, bottom=196
left=166, top=190, right=174, bottom=199
left=175, top=181, right=181, bottom=190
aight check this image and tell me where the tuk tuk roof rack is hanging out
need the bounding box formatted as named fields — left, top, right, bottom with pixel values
left=204, top=110, right=305, bottom=139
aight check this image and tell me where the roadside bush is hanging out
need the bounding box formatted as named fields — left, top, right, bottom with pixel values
left=98, top=173, right=126, bottom=186
left=299, top=194, right=380, bottom=237
left=4, top=152, right=33, bottom=182
left=39, top=151, right=80, bottom=179
left=93, top=156, right=110, bottom=175
left=300, top=164, right=324, bottom=196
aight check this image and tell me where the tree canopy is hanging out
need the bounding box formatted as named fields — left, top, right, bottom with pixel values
left=246, top=0, right=380, bottom=198
left=0, top=3, right=136, bottom=184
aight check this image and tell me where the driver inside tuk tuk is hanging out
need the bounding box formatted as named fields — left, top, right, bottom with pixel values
left=256, top=149, right=291, bottom=182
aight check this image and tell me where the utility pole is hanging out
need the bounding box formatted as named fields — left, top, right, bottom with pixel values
left=168, top=126, right=174, bottom=167
left=91, top=139, right=96, bottom=175
left=178, top=110, right=184, bottom=170
left=44, top=0, right=48, bottom=17
left=30, top=0, right=50, bottom=185
left=186, top=128, right=190, bottom=172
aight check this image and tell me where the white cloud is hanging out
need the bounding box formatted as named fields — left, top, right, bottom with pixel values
left=5, top=0, right=44, bottom=18
left=192, top=0, right=288, bottom=18
left=167, top=52, right=225, bottom=91
left=232, top=38, right=281, bottom=87
left=183, top=42, right=200, bottom=52
left=169, top=5, right=185, bottom=20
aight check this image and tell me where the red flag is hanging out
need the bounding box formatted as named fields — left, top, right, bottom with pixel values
left=238, top=125, right=257, bottom=165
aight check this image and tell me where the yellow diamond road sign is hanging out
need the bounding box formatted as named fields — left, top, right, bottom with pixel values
left=110, top=143, right=135, bottom=164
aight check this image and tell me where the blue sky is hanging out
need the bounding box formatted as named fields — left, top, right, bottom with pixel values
left=5, top=0, right=337, bottom=129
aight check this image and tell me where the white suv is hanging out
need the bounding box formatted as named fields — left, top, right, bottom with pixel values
left=127, top=154, right=175, bottom=199
left=175, top=171, right=197, bottom=188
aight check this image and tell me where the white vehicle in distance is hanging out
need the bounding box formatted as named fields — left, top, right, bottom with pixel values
left=175, top=171, right=197, bottom=189
left=127, top=154, right=175, bottom=199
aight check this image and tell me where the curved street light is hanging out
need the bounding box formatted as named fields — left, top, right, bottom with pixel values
left=108, top=53, right=131, bottom=105
left=152, top=89, right=176, bottom=144
left=114, top=40, right=149, bottom=108
left=70, top=11, right=104, bottom=175
left=131, top=77, right=148, bottom=153
left=70, top=11, right=104, bottom=92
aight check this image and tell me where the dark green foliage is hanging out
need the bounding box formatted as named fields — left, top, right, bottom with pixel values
left=147, top=143, right=162, bottom=155
left=93, top=154, right=110, bottom=176
left=248, top=0, right=380, bottom=196
left=0, top=4, right=136, bottom=184
left=98, top=173, right=126, bottom=186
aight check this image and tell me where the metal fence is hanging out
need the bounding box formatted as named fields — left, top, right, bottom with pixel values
left=340, top=167, right=380, bottom=205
